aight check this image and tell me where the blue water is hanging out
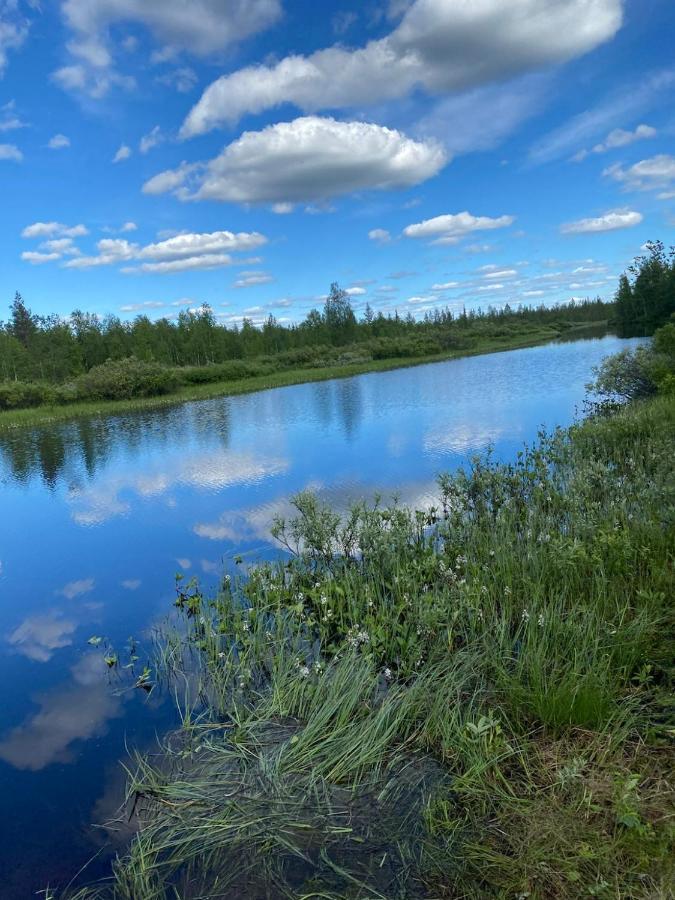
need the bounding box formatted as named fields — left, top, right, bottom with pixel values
left=0, top=334, right=642, bottom=895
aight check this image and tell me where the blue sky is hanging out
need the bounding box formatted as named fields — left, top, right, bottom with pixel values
left=1, top=0, right=674, bottom=326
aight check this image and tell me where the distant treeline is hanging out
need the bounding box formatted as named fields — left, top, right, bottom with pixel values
left=0, top=285, right=613, bottom=409
left=615, top=240, right=675, bottom=337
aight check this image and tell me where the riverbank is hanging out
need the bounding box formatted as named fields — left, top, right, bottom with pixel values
left=0, top=323, right=602, bottom=431
left=64, top=391, right=674, bottom=899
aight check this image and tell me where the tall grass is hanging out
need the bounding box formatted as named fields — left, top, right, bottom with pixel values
left=59, top=395, right=674, bottom=899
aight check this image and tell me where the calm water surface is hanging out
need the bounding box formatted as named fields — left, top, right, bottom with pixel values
left=0, top=335, right=642, bottom=896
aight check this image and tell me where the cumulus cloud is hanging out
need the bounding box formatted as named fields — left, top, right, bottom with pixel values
left=48, top=133, right=71, bottom=150
left=55, top=0, right=281, bottom=97
left=0, top=142, right=22, bottom=161
left=603, top=154, right=675, bottom=197
left=369, top=228, right=391, bottom=244
left=113, top=143, right=131, bottom=163
left=32, top=228, right=269, bottom=274
left=146, top=116, right=446, bottom=207
left=22, top=221, right=88, bottom=238
left=403, top=211, right=515, bottom=244
left=182, top=0, right=622, bottom=136
left=21, top=250, right=61, bottom=264
left=560, top=208, right=643, bottom=234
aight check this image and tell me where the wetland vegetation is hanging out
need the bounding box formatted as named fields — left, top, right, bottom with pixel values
left=57, top=317, right=675, bottom=899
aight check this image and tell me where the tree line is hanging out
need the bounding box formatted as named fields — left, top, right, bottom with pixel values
left=0, top=282, right=612, bottom=388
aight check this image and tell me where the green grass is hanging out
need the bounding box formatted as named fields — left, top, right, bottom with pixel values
left=1, top=325, right=583, bottom=432
left=57, top=393, right=674, bottom=899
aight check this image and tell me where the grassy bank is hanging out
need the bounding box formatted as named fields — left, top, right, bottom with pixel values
left=62, top=391, right=674, bottom=899
left=1, top=324, right=598, bottom=431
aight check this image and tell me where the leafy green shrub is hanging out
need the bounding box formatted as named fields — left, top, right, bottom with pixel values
left=74, top=357, right=178, bottom=400
left=0, top=380, right=53, bottom=409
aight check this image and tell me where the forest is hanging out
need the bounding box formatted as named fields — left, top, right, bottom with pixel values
left=0, top=286, right=612, bottom=410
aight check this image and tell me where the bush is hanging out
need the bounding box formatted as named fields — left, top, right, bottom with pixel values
left=0, top=380, right=52, bottom=410
left=74, top=357, right=178, bottom=401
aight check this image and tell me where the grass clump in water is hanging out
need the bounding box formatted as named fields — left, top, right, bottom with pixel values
left=60, top=395, right=674, bottom=899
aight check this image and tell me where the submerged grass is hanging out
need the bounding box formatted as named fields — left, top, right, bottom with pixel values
left=59, top=394, right=674, bottom=899
left=1, top=326, right=578, bottom=432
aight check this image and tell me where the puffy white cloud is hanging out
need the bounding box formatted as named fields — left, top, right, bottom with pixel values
left=22, top=221, right=88, bottom=238
left=113, top=143, right=131, bottom=163
left=24, top=227, right=268, bottom=275
left=345, top=286, right=366, bottom=296
left=181, top=0, right=622, bottom=136
left=146, top=116, right=446, bottom=206
left=560, top=208, right=643, bottom=234
left=403, top=211, right=515, bottom=244
left=369, top=228, right=391, bottom=244
left=48, top=133, right=71, bottom=149
left=233, top=271, right=274, bottom=288
left=56, top=0, right=281, bottom=97
left=603, top=154, right=675, bottom=197
left=21, top=251, right=62, bottom=265
left=0, top=142, right=22, bottom=161
left=139, top=125, right=164, bottom=154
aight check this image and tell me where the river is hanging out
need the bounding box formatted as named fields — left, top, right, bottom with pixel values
left=0, top=334, right=642, bottom=896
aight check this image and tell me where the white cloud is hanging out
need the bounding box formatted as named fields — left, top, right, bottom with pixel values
left=125, top=254, right=236, bottom=274
left=147, top=116, right=446, bottom=206
left=21, top=251, right=62, bottom=265
left=530, top=68, right=674, bottom=164
left=403, top=211, right=515, bottom=244
left=591, top=123, right=656, bottom=153
left=431, top=281, right=459, bottom=290
left=119, top=301, right=165, bottom=312
left=58, top=578, right=94, bottom=599
left=113, top=143, right=131, bottom=163
left=233, top=271, right=274, bottom=288
left=139, top=125, right=164, bottom=154
left=48, top=133, right=71, bottom=150
left=0, top=142, right=22, bottom=161
left=0, top=1, right=30, bottom=76
left=483, top=268, right=517, bottom=279
left=560, top=208, right=643, bottom=234
left=22, top=221, right=88, bottom=238
left=31, top=228, right=268, bottom=274
left=181, top=0, right=622, bottom=136
left=369, top=228, right=391, bottom=244
left=603, top=154, right=675, bottom=197
left=345, top=286, right=366, bottom=296
left=0, top=100, right=26, bottom=131
left=156, top=66, right=198, bottom=93
left=56, top=0, right=281, bottom=97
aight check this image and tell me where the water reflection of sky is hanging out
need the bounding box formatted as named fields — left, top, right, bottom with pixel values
left=0, top=335, right=644, bottom=897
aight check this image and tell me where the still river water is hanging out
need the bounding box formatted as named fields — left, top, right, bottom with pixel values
left=0, top=334, right=642, bottom=896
